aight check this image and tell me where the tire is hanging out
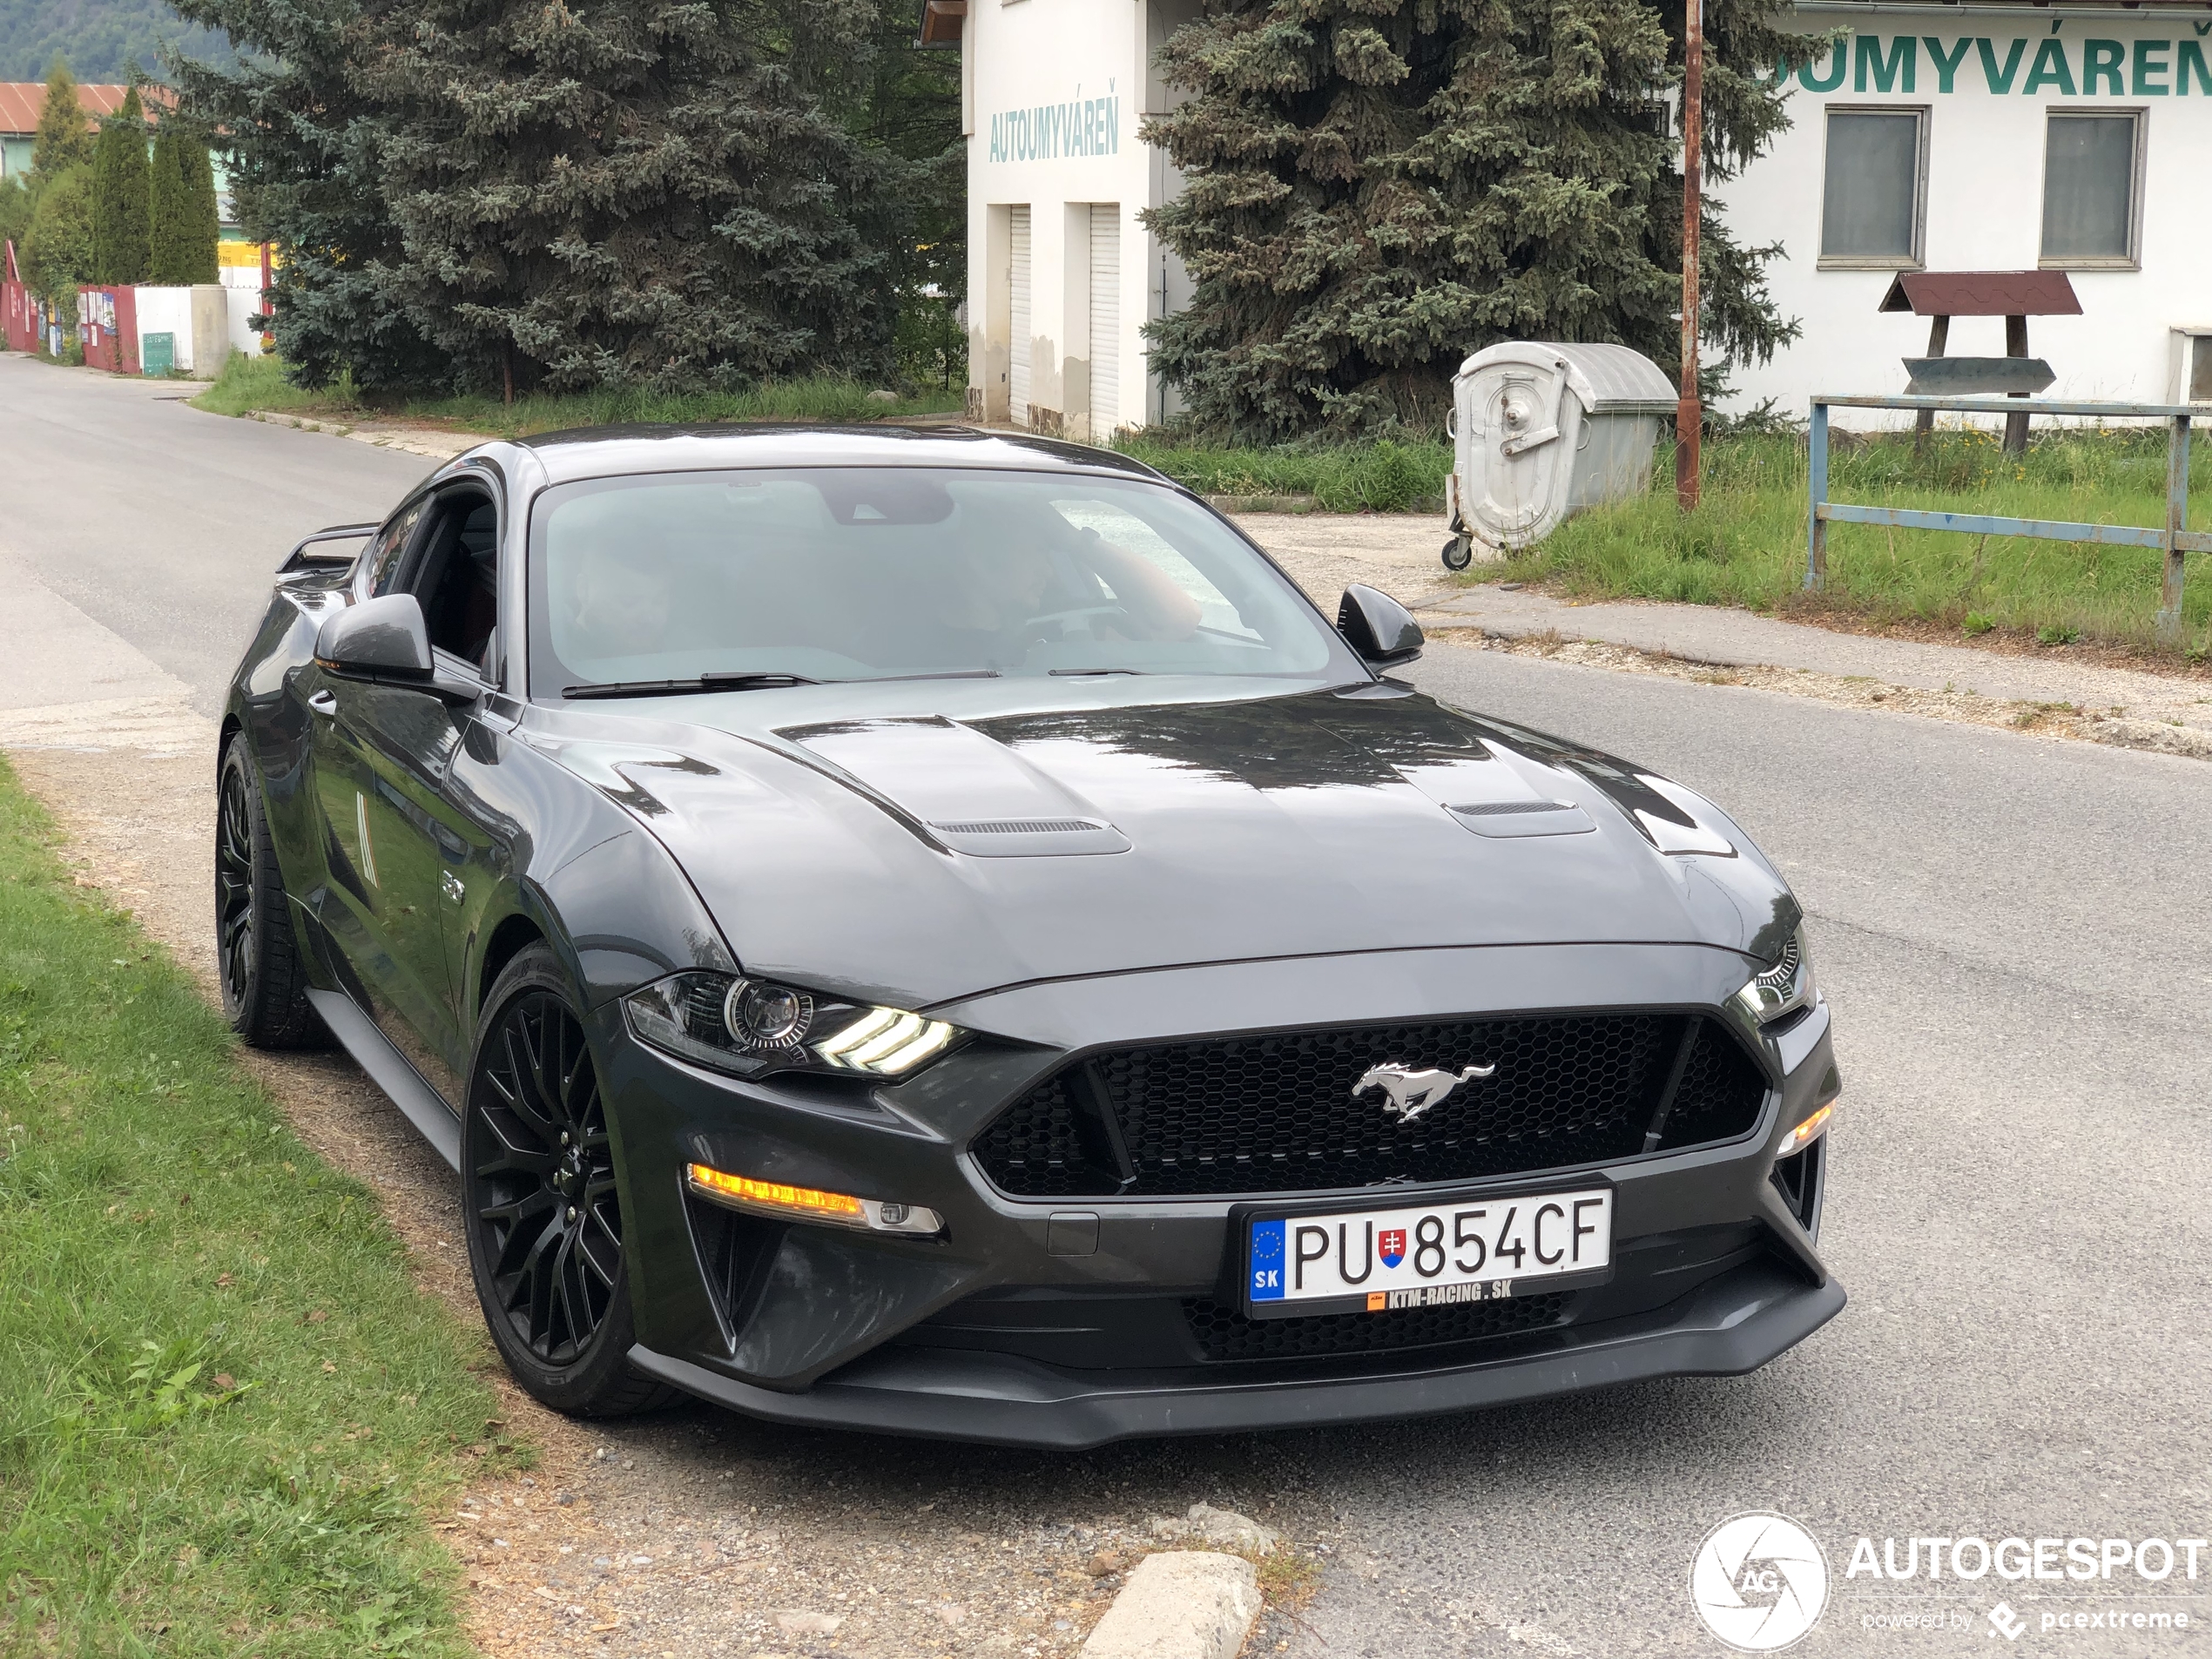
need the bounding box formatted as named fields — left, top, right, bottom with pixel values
left=1440, top=536, right=1474, bottom=572
left=216, top=732, right=325, bottom=1049
left=462, top=945, right=676, bottom=1417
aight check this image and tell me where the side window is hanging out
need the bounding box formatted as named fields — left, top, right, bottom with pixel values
left=1817, top=106, right=1927, bottom=269
left=366, top=498, right=429, bottom=597
left=408, top=488, right=502, bottom=679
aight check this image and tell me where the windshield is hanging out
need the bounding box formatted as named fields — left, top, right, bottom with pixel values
left=525, top=467, right=1359, bottom=696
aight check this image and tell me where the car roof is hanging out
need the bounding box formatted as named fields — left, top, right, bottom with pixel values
left=499, top=423, right=1173, bottom=489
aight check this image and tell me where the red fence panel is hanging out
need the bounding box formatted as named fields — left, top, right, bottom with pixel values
left=78, top=285, right=140, bottom=374
left=3, top=280, right=36, bottom=354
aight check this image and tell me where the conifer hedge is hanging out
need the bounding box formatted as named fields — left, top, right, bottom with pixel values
left=90, top=85, right=151, bottom=286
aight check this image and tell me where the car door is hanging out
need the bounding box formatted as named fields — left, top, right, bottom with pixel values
left=305, top=481, right=503, bottom=1104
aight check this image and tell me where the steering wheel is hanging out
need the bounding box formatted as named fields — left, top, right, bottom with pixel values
left=1025, top=604, right=1132, bottom=635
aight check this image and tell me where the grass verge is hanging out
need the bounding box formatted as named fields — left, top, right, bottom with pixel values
left=1115, top=434, right=1451, bottom=512
left=191, top=352, right=965, bottom=433
left=0, top=757, right=520, bottom=1656
left=1513, top=427, right=2212, bottom=654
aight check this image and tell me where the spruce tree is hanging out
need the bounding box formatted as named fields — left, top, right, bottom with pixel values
left=358, top=0, right=904, bottom=395
left=165, top=0, right=447, bottom=389
left=91, top=86, right=152, bottom=285
left=1142, top=0, right=1817, bottom=437
left=32, top=57, right=98, bottom=179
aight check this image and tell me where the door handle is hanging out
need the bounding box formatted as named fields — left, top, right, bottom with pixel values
left=307, top=691, right=338, bottom=717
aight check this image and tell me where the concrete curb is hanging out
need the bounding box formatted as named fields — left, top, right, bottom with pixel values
left=1079, top=1551, right=1263, bottom=1659
left=241, top=408, right=478, bottom=462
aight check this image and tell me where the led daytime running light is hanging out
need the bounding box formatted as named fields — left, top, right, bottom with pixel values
left=1778, top=1102, right=1834, bottom=1157
left=684, top=1163, right=942, bottom=1235
left=813, top=1006, right=957, bottom=1076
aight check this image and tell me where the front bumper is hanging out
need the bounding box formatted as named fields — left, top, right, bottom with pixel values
left=628, top=1258, right=1841, bottom=1448
left=598, top=943, right=1843, bottom=1447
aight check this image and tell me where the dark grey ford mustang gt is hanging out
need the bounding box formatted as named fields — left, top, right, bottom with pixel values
left=216, top=425, right=1841, bottom=1447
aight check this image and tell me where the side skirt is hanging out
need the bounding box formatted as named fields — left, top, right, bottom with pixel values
left=303, top=987, right=463, bottom=1171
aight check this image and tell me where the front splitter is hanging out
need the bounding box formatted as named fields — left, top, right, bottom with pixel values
left=629, top=1258, right=1844, bottom=1450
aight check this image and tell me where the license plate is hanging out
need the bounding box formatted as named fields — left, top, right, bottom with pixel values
left=1244, top=1186, right=1613, bottom=1317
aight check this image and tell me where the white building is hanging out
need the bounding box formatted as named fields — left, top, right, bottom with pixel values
left=955, top=0, right=1199, bottom=437
left=961, top=0, right=2212, bottom=433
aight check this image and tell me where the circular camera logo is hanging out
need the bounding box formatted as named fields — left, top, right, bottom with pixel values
left=1689, top=1512, right=1830, bottom=1652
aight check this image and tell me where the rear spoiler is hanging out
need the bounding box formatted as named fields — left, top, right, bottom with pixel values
left=279, top=523, right=380, bottom=574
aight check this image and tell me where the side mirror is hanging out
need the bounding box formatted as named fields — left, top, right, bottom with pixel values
left=316, top=593, right=433, bottom=682
left=1338, top=584, right=1424, bottom=668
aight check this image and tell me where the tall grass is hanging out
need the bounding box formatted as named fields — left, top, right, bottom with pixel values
left=192, top=351, right=965, bottom=431
left=1115, top=434, right=1452, bottom=512
left=1517, top=425, right=2212, bottom=652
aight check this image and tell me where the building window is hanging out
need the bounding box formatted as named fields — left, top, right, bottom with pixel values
left=2040, top=111, right=2144, bottom=269
left=1817, top=107, right=1927, bottom=270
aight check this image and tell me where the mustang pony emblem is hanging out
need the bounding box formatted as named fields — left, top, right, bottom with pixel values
left=1352, top=1061, right=1496, bottom=1123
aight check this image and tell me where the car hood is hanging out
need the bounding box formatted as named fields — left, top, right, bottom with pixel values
left=532, top=685, right=1797, bottom=1011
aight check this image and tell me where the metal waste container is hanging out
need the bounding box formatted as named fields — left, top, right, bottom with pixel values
left=1444, top=341, right=1677, bottom=567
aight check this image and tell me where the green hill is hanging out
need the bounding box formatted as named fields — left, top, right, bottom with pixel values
left=0, top=0, right=232, bottom=84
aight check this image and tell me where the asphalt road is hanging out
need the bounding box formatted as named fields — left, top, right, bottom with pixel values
left=0, top=354, right=433, bottom=715
left=3, top=354, right=2206, bottom=1656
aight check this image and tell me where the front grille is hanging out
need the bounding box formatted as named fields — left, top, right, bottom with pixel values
left=1183, top=1291, right=1569, bottom=1362
left=1654, top=1022, right=1770, bottom=1150
left=972, top=1012, right=1770, bottom=1198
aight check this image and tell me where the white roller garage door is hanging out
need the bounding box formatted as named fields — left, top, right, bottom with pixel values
left=1089, top=205, right=1119, bottom=440
left=1008, top=206, right=1031, bottom=427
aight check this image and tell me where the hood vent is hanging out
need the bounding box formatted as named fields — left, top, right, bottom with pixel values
left=1446, top=799, right=1595, bottom=839
left=931, top=818, right=1096, bottom=835
left=927, top=816, right=1131, bottom=858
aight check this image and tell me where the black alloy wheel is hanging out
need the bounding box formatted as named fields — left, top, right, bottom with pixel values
left=462, top=946, right=671, bottom=1415
left=215, top=732, right=322, bottom=1049
left=216, top=761, right=258, bottom=1012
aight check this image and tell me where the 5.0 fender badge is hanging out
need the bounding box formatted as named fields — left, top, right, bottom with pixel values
left=1352, top=1060, right=1496, bottom=1123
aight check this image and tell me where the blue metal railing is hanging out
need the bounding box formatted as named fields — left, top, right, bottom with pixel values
left=1807, top=395, right=2203, bottom=641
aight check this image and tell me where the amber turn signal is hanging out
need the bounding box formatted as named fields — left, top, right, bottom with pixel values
left=1777, top=1102, right=1833, bottom=1158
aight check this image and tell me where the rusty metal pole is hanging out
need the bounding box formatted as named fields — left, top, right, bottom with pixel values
left=1676, top=0, right=1703, bottom=511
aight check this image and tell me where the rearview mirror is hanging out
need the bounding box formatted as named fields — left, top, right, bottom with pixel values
left=316, top=593, right=433, bottom=682
left=1338, top=584, right=1424, bottom=668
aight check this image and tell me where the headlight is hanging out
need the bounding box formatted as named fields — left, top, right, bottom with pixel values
left=1735, top=923, right=1817, bottom=1024
left=623, top=971, right=963, bottom=1080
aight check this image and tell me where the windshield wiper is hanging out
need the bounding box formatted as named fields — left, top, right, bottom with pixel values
left=562, top=671, right=824, bottom=700
left=864, top=669, right=1002, bottom=683
left=1049, top=667, right=1150, bottom=677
